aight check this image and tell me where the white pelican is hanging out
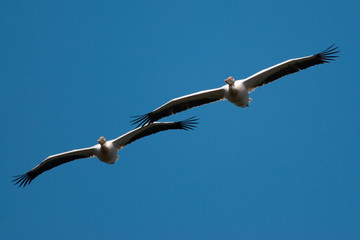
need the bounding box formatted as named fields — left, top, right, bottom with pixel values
left=13, top=117, right=198, bottom=187
left=131, top=45, right=339, bottom=127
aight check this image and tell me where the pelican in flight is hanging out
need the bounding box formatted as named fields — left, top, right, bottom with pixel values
left=13, top=117, right=198, bottom=187
left=131, top=45, right=339, bottom=127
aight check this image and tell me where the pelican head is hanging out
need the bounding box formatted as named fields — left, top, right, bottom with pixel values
left=97, top=136, right=106, bottom=145
left=224, top=76, right=235, bottom=86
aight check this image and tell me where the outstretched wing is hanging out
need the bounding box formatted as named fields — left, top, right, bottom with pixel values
left=13, top=147, right=96, bottom=187
left=243, top=44, right=339, bottom=92
left=114, top=117, right=198, bottom=149
left=131, top=88, right=224, bottom=127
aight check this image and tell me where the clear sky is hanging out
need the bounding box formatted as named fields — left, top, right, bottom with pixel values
left=1, top=0, right=359, bottom=239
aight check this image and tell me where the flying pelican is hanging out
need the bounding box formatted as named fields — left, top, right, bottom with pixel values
left=13, top=117, right=198, bottom=187
left=131, top=45, right=339, bottom=127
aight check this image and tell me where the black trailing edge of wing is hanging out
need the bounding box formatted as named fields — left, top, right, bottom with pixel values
left=126, top=117, right=199, bottom=146
left=131, top=97, right=218, bottom=128
left=12, top=154, right=91, bottom=188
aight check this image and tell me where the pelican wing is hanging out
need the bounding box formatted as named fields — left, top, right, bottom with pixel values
left=114, top=117, right=198, bottom=148
left=243, top=45, right=339, bottom=92
left=13, top=147, right=96, bottom=187
left=131, top=88, right=224, bottom=127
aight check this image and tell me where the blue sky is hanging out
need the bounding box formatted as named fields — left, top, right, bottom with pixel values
left=1, top=0, right=359, bottom=239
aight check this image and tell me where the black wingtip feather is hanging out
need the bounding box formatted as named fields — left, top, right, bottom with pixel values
left=130, top=114, right=153, bottom=128
left=179, top=116, right=199, bottom=131
left=319, top=44, right=340, bottom=63
left=322, top=43, right=336, bottom=52
left=12, top=173, right=33, bottom=188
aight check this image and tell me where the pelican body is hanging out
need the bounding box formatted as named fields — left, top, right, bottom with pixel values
left=95, top=136, right=119, bottom=164
left=224, top=76, right=250, bottom=107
